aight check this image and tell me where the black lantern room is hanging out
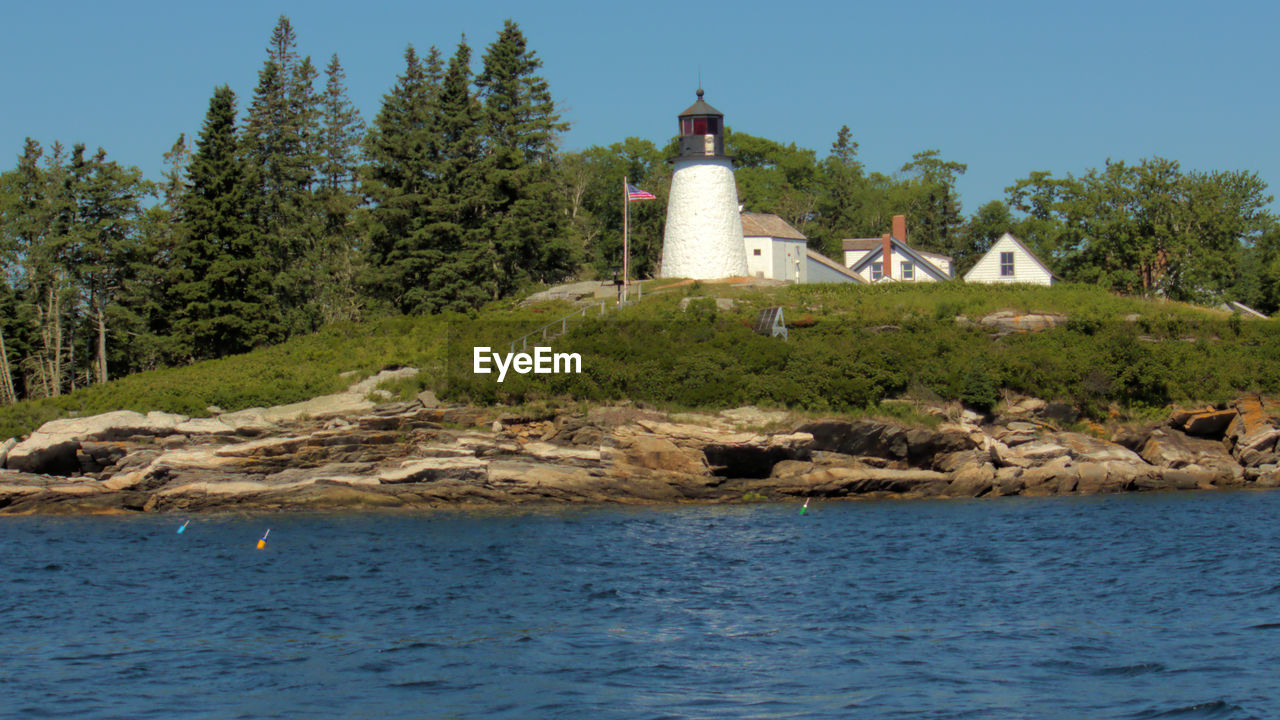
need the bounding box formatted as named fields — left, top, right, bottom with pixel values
left=676, top=88, right=728, bottom=159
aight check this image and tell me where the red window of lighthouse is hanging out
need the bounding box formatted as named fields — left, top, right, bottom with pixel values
left=682, top=117, right=718, bottom=135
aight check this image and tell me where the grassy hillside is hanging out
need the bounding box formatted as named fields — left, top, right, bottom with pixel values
left=1, top=282, right=1274, bottom=440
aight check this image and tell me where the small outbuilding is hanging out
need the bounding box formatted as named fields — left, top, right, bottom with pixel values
left=964, top=232, right=1055, bottom=285
left=742, top=212, right=808, bottom=283
left=741, top=212, right=862, bottom=284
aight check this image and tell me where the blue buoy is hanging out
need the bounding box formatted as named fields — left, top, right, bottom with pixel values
left=177, top=520, right=190, bottom=534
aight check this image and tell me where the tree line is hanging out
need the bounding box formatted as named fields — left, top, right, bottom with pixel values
left=2, top=15, right=1278, bottom=405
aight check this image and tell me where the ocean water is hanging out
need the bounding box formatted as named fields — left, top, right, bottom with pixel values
left=3, top=492, right=1279, bottom=719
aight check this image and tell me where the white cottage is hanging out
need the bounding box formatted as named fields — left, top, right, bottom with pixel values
left=963, top=232, right=1055, bottom=285
left=741, top=212, right=863, bottom=284
left=742, top=212, right=808, bottom=283
left=842, top=215, right=951, bottom=283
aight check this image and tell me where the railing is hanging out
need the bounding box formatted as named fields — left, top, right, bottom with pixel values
left=509, top=300, right=608, bottom=354
left=505, top=281, right=651, bottom=353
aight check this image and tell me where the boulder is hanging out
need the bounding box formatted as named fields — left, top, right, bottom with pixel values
left=1056, top=432, right=1146, bottom=464
left=799, top=419, right=974, bottom=466
left=1177, top=408, right=1237, bottom=437
left=947, top=464, right=996, bottom=497
left=7, top=409, right=193, bottom=474
left=934, top=450, right=987, bottom=473
left=770, top=460, right=815, bottom=480
left=1235, top=428, right=1279, bottom=468
left=0, top=437, right=16, bottom=469
left=1225, top=395, right=1278, bottom=467
left=978, top=311, right=1067, bottom=334
left=780, top=466, right=949, bottom=496
left=1004, top=441, right=1070, bottom=463
left=607, top=436, right=709, bottom=476
left=1140, top=427, right=1242, bottom=482
left=994, top=466, right=1025, bottom=495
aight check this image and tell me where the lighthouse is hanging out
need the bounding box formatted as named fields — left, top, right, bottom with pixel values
left=660, top=89, right=749, bottom=279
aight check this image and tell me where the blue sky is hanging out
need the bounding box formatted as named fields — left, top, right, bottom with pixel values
left=4, top=0, right=1278, bottom=213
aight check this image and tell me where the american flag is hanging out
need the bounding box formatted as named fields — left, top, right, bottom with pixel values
left=626, top=183, right=656, bottom=201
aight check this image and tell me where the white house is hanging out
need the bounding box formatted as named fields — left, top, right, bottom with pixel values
left=742, top=212, right=808, bottom=283
left=842, top=215, right=951, bottom=283
left=963, top=232, right=1055, bottom=285
left=741, top=212, right=863, bottom=284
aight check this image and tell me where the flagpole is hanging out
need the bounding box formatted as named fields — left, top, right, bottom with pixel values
left=623, top=176, right=629, bottom=303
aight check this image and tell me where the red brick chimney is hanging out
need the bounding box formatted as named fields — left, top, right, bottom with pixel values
left=892, top=214, right=907, bottom=244
left=881, top=233, right=892, bottom=279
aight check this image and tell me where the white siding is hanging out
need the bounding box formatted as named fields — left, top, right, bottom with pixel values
left=921, top=255, right=952, bottom=277
left=661, top=158, right=749, bottom=279
left=855, top=246, right=945, bottom=283
left=964, top=234, right=1054, bottom=285
left=744, top=235, right=771, bottom=279
left=744, top=236, right=806, bottom=282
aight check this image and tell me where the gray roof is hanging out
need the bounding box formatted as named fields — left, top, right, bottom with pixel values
left=917, top=249, right=952, bottom=265
left=807, top=248, right=866, bottom=284
left=741, top=212, right=806, bottom=240
left=841, top=238, right=882, bottom=252
left=679, top=88, right=723, bottom=117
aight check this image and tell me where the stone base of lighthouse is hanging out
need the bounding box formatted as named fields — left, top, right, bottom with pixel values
left=660, top=158, right=748, bottom=279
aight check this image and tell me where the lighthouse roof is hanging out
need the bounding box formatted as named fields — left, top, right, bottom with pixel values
left=679, top=88, right=722, bottom=118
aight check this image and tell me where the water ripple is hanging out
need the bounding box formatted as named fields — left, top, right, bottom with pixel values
left=3, top=494, right=1280, bottom=718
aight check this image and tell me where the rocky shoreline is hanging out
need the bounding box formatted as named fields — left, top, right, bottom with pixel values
left=1, top=372, right=1277, bottom=514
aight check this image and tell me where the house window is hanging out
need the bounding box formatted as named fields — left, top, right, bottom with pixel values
left=901, top=261, right=914, bottom=280
left=871, top=262, right=883, bottom=281
left=753, top=248, right=762, bottom=256
left=1000, top=251, right=1015, bottom=277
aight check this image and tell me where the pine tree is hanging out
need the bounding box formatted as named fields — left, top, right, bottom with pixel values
left=174, top=86, right=277, bottom=359
left=20, top=140, right=75, bottom=397
left=243, top=15, right=323, bottom=335
left=314, top=53, right=366, bottom=323
left=475, top=20, right=573, bottom=296
left=363, top=45, right=442, bottom=312
left=160, top=134, right=191, bottom=211
left=319, top=54, right=365, bottom=195
left=813, top=125, right=866, bottom=257
left=419, top=37, right=492, bottom=312
left=64, top=144, right=147, bottom=383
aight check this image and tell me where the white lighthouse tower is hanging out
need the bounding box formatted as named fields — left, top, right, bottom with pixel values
left=660, top=89, right=748, bottom=279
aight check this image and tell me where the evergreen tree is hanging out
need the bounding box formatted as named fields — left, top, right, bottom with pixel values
left=475, top=20, right=573, bottom=294
left=243, top=15, right=323, bottom=335
left=160, top=133, right=191, bottom=211
left=314, top=53, right=366, bottom=323
left=174, top=86, right=277, bottom=359
left=418, top=37, right=491, bottom=312
left=363, top=45, right=441, bottom=312
left=813, top=125, right=866, bottom=257
left=319, top=54, right=365, bottom=195
left=18, top=140, right=76, bottom=397
left=63, top=144, right=148, bottom=383
left=899, top=149, right=967, bottom=256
